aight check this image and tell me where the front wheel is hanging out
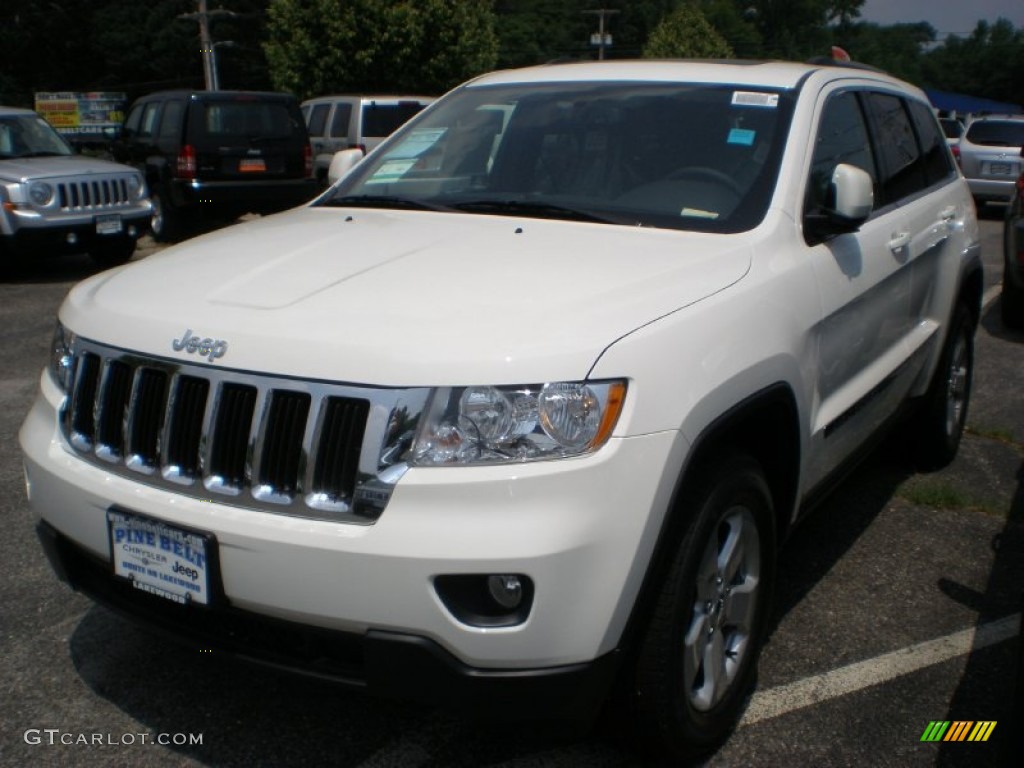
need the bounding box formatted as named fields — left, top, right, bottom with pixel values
left=150, top=190, right=182, bottom=242
left=631, top=455, right=775, bottom=761
left=914, top=303, right=975, bottom=469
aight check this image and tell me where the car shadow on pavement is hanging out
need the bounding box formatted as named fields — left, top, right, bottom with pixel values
left=67, top=607, right=640, bottom=767
left=936, top=458, right=1024, bottom=767
left=1, top=253, right=111, bottom=285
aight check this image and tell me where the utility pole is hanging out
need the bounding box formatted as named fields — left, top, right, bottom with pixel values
left=583, top=8, right=619, bottom=61
left=179, top=0, right=238, bottom=90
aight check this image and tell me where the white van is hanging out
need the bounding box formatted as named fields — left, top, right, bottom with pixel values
left=301, top=95, right=432, bottom=185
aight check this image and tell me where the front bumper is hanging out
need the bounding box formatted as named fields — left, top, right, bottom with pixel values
left=2, top=209, right=149, bottom=257
left=21, top=369, right=682, bottom=702
left=35, top=519, right=619, bottom=719
left=967, top=177, right=1016, bottom=204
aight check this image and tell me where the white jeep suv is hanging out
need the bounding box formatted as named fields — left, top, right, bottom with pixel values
left=20, top=59, right=981, bottom=760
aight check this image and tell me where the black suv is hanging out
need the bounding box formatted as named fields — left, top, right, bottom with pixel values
left=112, top=91, right=318, bottom=241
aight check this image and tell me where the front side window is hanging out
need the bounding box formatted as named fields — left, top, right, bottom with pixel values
left=805, top=90, right=877, bottom=216
left=322, top=82, right=794, bottom=233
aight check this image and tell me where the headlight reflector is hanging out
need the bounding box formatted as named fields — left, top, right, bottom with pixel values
left=29, top=182, right=54, bottom=207
left=126, top=174, right=144, bottom=199
left=412, top=380, right=626, bottom=466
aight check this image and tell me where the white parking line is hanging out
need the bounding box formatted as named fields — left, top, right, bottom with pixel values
left=741, top=614, right=1020, bottom=726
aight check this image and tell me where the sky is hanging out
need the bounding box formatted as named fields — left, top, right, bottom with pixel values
left=860, top=0, right=1024, bottom=38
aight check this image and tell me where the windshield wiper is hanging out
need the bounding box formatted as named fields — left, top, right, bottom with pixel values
left=451, top=199, right=617, bottom=224
left=16, top=151, right=68, bottom=158
left=323, top=194, right=454, bottom=212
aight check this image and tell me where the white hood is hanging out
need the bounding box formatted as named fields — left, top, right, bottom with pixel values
left=62, top=208, right=752, bottom=385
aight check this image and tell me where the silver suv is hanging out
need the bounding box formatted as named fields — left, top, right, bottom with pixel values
left=0, top=106, right=150, bottom=269
left=301, top=95, right=432, bottom=184
left=957, top=114, right=1024, bottom=210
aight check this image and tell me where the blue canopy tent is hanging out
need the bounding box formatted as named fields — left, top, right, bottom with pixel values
left=925, top=88, right=1022, bottom=115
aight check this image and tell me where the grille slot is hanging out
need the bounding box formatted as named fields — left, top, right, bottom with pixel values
left=70, top=352, right=101, bottom=448
left=164, top=375, right=210, bottom=482
left=313, top=397, right=370, bottom=504
left=127, top=368, right=170, bottom=472
left=207, top=383, right=257, bottom=490
left=57, top=341, right=415, bottom=522
left=257, top=390, right=311, bottom=499
left=95, top=360, right=133, bottom=461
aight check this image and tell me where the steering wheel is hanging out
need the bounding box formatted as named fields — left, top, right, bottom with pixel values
left=665, top=166, right=743, bottom=196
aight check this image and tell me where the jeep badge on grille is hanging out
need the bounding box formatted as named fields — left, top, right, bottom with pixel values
left=172, top=329, right=228, bottom=363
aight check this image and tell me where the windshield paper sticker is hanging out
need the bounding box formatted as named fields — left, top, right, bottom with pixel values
left=732, top=92, right=779, bottom=108
left=727, top=128, right=757, bottom=146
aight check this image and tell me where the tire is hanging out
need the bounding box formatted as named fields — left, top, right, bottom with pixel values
left=150, top=190, right=181, bottom=242
left=631, top=455, right=775, bottom=762
left=914, top=303, right=974, bottom=469
left=88, top=238, right=136, bottom=269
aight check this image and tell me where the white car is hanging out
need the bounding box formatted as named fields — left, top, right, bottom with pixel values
left=20, top=59, right=981, bottom=761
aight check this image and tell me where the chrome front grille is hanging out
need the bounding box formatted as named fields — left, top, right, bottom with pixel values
left=57, top=177, right=132, bottom=211
left=60, top=339, right=430, bottom=523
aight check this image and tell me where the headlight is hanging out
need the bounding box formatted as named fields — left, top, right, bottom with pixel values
left=412, top=380, right=626, bottom=466
left=29, top=182, right=54, bottom=207
left=49, top=322, right=74, bottom=393
left=126, top=174, right=145, bottom=200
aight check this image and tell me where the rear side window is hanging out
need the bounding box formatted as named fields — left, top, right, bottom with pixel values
left=329, top=103, right=353, bottom=138
left=865, top=92, right=927, bottom=204
left=307, top=103, right=329, bottom=138
left=965, top=120, right=1024, bottom=147
left=806, top=90, right=877, bottom=214
left=158, top=100, right=184, bottom=141
left=194, top=101, right=299, bottom=140
left=907, top=100, right=954, bottom=186
left=361, top=103, right=426, bottom=138
left=138, top=103, right=160, bottom=139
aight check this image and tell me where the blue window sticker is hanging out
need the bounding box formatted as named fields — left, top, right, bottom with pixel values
left=727, top=128, right=756, bottom=146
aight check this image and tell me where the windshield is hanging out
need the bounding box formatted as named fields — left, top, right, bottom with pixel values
left=0, top=114, right=73, bottom=159
left=320, top=81, right=794, bottom=233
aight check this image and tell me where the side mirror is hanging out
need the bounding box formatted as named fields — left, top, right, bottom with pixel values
left=805, top=163, right=874, bottom=241
left=327, top=148, right=365, bottom=185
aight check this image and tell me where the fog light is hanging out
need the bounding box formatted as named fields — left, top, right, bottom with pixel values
left=488, top=574, right=523, bottom=609
left=66, top=232, right=78, bottom=245
left=127, top=224, right=138, bottom=237
left=433, top=573, right=534, bottom=627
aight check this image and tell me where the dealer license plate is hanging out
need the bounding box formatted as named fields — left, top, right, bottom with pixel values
left=95, top=214, right=123, bottom=235
left=108, top=510, right=213, bottom=605
left=239, top=158, right=266, bottom=173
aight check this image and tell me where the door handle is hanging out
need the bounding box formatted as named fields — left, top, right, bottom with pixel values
left=888, top=231, right=911, bottom=251
left=939, top=206, right=957, bottom=222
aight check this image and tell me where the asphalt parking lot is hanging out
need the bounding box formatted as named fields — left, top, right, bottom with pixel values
left=0, top=218, right=1021, bottom=767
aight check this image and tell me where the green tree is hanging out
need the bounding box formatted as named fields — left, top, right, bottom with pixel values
left=642, top=4, right=734, bottom=58
left=264, top=0, right=498, bottom=98
left=835, top=22, right=935, bottom=84
left=923, top=19, right=1024, bottom=107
